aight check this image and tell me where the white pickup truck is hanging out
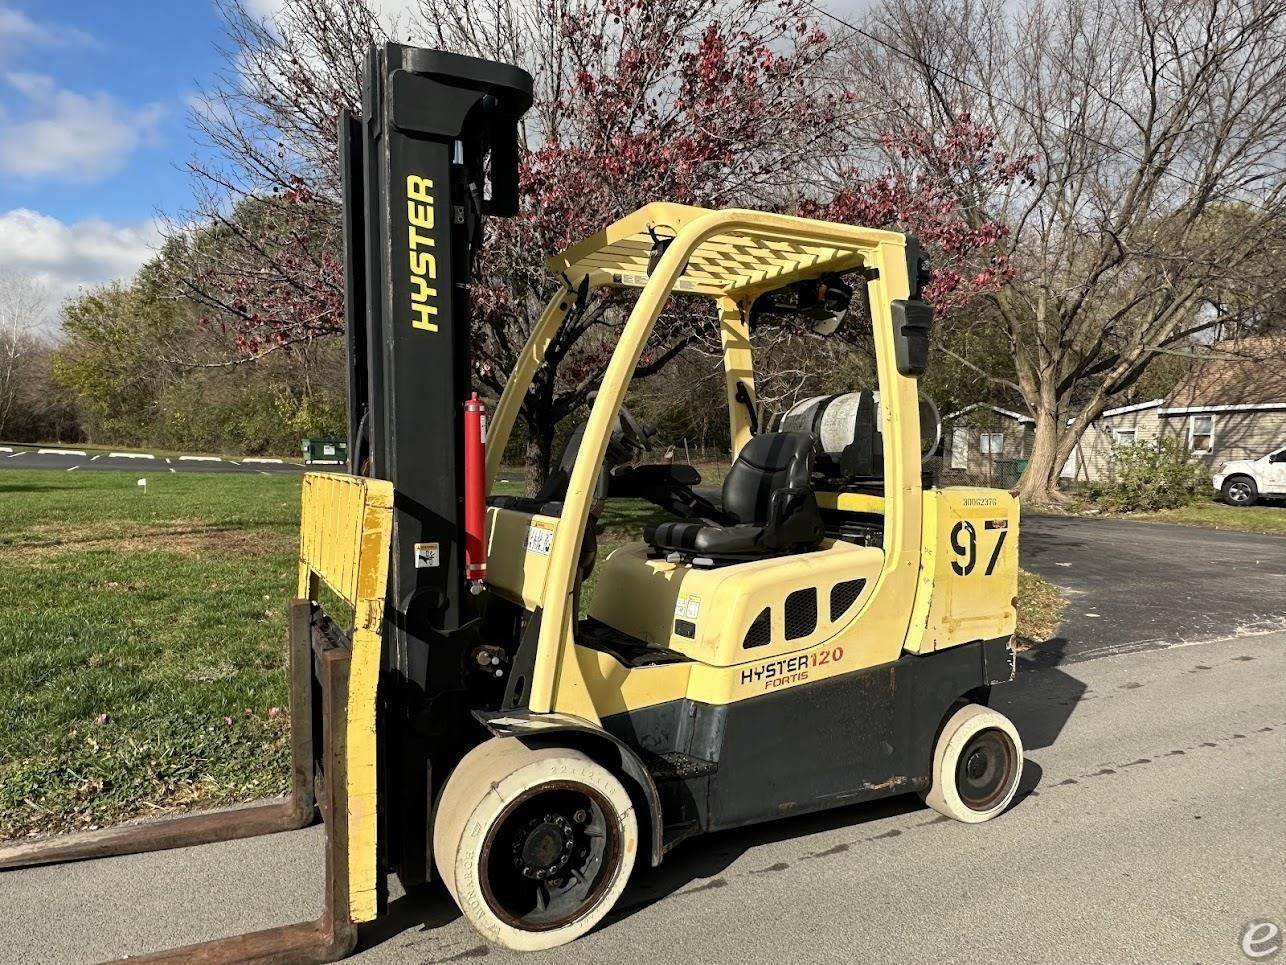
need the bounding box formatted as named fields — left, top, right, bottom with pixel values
left=1213, top=446, right=1286, bottom=506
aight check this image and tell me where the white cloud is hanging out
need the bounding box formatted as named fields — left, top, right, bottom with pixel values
left=0, top=6, right=95, bottom=65
left=242, top=0, right=420, bottom=29
left=0, top=6, right=46, bottom=44
left=0, top=208, right=161, bottom=330
left=0, top=72, right=164, bottom=182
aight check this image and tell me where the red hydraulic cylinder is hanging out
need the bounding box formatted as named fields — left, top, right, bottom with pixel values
left=463, top=392, right=488, bottom=589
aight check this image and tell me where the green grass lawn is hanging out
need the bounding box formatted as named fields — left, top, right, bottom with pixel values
left=1130, top=498, right=1286, bottom=535
left=0, top=469, right=1064, bottom=840
left=0, top=470, right=301, bottom=840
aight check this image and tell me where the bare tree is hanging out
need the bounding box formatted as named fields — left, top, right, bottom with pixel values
left=0, top=272, right=48, bottom=439
left=163, top=0, right=387, bottom=355
left=842, top=0, right=1286, bottom=502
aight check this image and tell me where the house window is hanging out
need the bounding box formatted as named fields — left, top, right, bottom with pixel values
left=1112, top=428, right=1136, bottom=447
left=979, top=432, right=1004, bottom=456
left=1061, top=448, right=1079, bottom=478
left=950, top=428, right=968, bottom=469
left=1188, top=415, right=1215, bottom=454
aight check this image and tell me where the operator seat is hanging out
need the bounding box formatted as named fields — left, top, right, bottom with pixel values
left=645, top=431, right=825, bottom=562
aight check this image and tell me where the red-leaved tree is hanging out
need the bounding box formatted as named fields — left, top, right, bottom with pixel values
left=430, top=0, right=853, bottom=482
left=172, top=0, right=857, bottom=483
left=172, top=0, right=1028, bottom=486
left=806, top=117, right=1034, bottom=324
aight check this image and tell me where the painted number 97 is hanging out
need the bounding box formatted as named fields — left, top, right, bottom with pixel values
left=950, top=521, right=1008, bottom=577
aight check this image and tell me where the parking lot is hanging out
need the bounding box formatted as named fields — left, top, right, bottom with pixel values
left=1, top=446, right=307, bottom=475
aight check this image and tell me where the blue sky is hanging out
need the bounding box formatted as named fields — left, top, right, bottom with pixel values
left=0, top=0, right=235, bottom=323
left=0, top=0, right=866, bottom=328
left=0, top=1, right=224, bottom=221
left=0, top=0, right=431, bottom=325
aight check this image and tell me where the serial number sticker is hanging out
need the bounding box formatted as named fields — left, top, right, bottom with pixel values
left=524, top=521, right=555, bottom=555
left=984, top=518, right=1008, bottom=530
left=673, top=594, right=701, bottom=620
left=615, top=272, right=700, bottom=291
left=414, top=542, right=440, bottom=568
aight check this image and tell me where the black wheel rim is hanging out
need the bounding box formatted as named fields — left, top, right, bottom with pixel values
left=955, top=728, right=1018, bottom=811
left=480, top=781, right=621, bottom=931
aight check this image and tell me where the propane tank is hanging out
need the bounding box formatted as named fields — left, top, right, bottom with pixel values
left=780, top=389, right=941, bottom=471
left=463, top=393, right=487, bottom=592
left=780, top=392, right=878, bottom=455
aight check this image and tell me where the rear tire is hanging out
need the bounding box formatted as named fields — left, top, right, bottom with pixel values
left=434, top=738, right=637, bottom=951
left=921, top=704, right=1023, bottom=823
left=1221, top=475, right=1258, bottom=507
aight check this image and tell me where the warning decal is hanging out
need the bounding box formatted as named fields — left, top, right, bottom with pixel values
left=524, top=521, right=555, bottom=556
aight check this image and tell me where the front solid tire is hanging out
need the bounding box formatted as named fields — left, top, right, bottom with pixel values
left=434, top=738, right=638, bottom=951
left=1221, top=475, right=1258, bottom=507
left=922, top=704, right=1023, bottom=824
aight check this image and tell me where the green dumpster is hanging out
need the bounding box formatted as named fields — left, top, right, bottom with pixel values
left=301, top=438, right=349, bottom=465
left=995, top=457, right=1028, bottom=489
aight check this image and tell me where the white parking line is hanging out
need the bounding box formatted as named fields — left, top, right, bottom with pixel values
left=67, top=465, right=80, bottom=472
left=90, top=454, right=101, bottom=461
left=38, top=448, right=87, bottom=456
left=178, top=455, right=223, bottom=462
left=169, top=467, right=177, bottom=473
left=242, top=457, right=284, bottom=464
left=7, top=451, right=25, bottom=458
left=108, top=452, right=155, bottom=459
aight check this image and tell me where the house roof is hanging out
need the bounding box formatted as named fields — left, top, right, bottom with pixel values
left=1163, top=336, right=1286, bottom=409
left=943, top=403, right=1034, bottom=424
left=1100, top=399, right=1163, bottom=417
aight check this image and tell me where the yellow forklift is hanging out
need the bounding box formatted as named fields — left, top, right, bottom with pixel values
left=0, top=42, right=1023, bottom=960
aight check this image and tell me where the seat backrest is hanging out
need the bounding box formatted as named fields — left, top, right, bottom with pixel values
left=721, top=431, right=815, bottom=524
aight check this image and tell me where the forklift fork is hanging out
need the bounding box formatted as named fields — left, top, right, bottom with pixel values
left=0, top=471, right=396, bottom=963
left=0, top=599, right=357, bottom=963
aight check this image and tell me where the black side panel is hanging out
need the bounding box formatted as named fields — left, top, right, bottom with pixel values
left=711, top=661, right=902, bottom=826
left=602, top=637, right=1014, bottom=842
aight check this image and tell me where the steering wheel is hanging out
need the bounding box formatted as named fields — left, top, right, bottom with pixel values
left=616, top=405, right=653, bottom=455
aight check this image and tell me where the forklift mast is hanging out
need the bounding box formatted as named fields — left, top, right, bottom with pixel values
left=340, top=44, right=533, bottom=887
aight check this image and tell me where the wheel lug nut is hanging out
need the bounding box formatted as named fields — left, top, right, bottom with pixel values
left=573, top=809, right=589, bottom=824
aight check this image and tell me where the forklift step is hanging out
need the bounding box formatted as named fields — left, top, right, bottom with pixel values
left=648, top=751, right=718, bottom=782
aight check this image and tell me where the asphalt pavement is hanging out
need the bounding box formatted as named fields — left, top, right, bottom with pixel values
left=0, top=445, right=308, bottom=474
left=1019, top=514, right=1286, bottom=664
left=1, top=628, right=1281, bottom=965
left=0, top=511, right=1283, bottom=963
